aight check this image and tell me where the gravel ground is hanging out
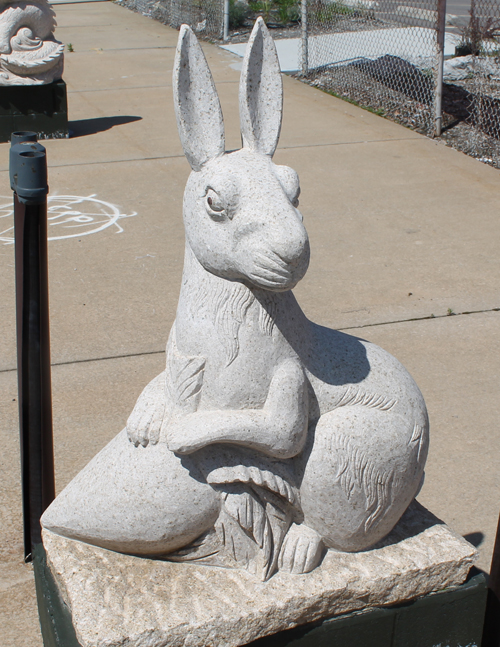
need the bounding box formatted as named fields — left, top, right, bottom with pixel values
left=214, top=15, right=500, bottom=170
left=302, top=65, right=434, bottom=134
left=440, top=74, right=500, bottom=167
left=439, top=120, right=500, bottom=166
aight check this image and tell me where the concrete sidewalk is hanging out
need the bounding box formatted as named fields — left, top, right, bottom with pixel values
left=1, top=2, right=499, bottom=644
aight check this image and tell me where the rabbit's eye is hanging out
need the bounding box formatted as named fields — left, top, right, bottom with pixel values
left=205, top=189, right=227, bottom=221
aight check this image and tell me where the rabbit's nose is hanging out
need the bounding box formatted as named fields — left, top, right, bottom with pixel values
left=275, top=225, right=309, bottom=266
left=273, top=233, right=310, bottom=284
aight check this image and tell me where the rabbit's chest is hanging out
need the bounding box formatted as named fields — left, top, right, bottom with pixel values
left=201, top=322, right=292, bottom=410
left=175, top=286, right=300, bottom=410
left=176, top=307, right=295, bottom=410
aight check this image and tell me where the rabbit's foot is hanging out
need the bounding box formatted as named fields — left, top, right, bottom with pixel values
left=278, top=523, right=324, bottom=574
left=127, top=371, right=167, bottom=447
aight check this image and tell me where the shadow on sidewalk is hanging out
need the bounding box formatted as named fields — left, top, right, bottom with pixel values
left=69, top=115, right=142, bottom=137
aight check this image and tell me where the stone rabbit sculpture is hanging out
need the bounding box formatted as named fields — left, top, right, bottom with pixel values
left=42, top=19, right=429, bottom=580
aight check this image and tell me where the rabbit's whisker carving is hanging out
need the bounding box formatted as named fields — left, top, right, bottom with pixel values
left=247, top=272, right=290, bottom=290
left=250, top=264, right=291, bottom=281
left=253, top=251, right=291, bottom=274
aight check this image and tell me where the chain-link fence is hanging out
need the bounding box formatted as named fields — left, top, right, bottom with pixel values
left=443, top=0, right=500, bottom=165
left=121, top=0, right=446, bottom=137
left=121, top=0, right=225, bottom=38
left=300, top=0, right=447, bottom=137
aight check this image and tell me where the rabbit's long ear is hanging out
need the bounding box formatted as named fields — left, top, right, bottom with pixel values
left=239, top=17, right=283, bottom=157
left=173, top=25, right=225, bottom=171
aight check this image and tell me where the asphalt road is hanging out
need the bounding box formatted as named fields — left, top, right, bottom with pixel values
left=376, top=0, right=474, bottom=20
left=446, top=0, right=471, bottom=17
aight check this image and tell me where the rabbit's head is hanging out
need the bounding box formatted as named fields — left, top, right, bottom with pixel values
left=173, top=18, right=309, bottom=292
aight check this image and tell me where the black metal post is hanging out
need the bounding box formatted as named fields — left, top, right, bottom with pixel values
left=482, top=511, right=500, bottom=646
left=489, top=513, right=500, bottom=603
left=10, top=135, right=55, bottom=562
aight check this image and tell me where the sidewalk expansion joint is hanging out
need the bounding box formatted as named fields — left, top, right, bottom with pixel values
left=338, top=306, right=500, bottom=332
left=278, top=137, right=419, bottom=151
left=1, top=349, right=165, bottom=374
left=66, top=80, right=237, bottom=94
left=0, top=154, right=185, bottom=173
left=0, top=139, right=419, bottom=174
left=68, top=45, right=177, bottom=53
left=1, top=308, right=498, bottom=375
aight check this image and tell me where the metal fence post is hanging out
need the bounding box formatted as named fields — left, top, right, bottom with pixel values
left=435, top=0, right=446, bottom=136
left=10, top=133, right=55, bottom=562
left=301, top=0, right=308, bottom=76
left=223, top=0, right=229, bottom=41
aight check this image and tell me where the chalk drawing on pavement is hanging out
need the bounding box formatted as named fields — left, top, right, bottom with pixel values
left=0, top=194, right=137, bottom=244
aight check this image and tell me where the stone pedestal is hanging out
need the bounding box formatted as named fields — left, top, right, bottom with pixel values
left=0, top=80, right=68, bottom=143
left=40, top=503, right=478, bottom=647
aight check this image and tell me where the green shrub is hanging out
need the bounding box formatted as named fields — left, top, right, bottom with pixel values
left=229, top=0, right=250, bottom=29
left=249, top=0, right=272, bottom=22
left=275, top=0, right=300, bottom=24
left=249, top=0, right=299, bottom=25
left=310, top=0, right=355, bottom=24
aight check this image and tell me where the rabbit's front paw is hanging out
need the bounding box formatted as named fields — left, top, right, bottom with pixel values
left=278, top=523, right=324, bottom=574
left=166, top=417, right=199, bottom=454
left=127, top=404, right=165, bottom=447
left=126, top=372, right=166, bottom=447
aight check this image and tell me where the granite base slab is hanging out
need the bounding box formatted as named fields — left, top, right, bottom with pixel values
left=42, top=502, right=477, bottom=647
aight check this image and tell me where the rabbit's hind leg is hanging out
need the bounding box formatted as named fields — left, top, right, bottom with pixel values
left=298, top=406, right=426, bottom=553
left=41, top=428, right=221, bottom=556
left=278, top=522, right=325, bottom=574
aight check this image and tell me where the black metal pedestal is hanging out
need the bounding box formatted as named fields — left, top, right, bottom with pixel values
left=0, top=81, right=68, bottom=143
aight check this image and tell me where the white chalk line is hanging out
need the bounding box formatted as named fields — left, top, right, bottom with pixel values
left=0, top=194, right=137, bottom=244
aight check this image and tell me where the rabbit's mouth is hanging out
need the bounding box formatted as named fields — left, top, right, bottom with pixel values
left=244, top=250, right=305, bottom=291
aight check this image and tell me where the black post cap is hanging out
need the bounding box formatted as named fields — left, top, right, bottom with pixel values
left=10, top=131, right=38, bottom=146
left=10, top=142, right=48, bottom=205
